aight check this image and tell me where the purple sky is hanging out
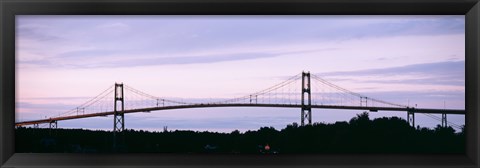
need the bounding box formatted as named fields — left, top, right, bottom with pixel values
left=16, top=15, right=465, bottom=132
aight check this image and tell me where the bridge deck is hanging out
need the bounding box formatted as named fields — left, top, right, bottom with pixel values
left=15, top=104, right=466, bottom=126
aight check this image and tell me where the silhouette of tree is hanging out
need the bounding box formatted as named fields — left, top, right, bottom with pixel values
left=15, top=113, right=465, bottom=154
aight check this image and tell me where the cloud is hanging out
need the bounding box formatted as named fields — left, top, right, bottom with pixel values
left=178, top=16, right=464, bottom=44
left=317, top=60, right=465, bottom=86
left=98, top=48, right=337, bottom=68
left=106, top=52, right=279, bottom=67
left=16, top=16, right=464, bottom=70
left=21, top=47, right=336, bottom=69
left=16, top=101, right=77, bottom=114
left=43, top=52, right=279, bottom=69
left=359, top=77, right=463, bottom=86
left=19, top=96, right=92, bottom=101
left=56, top=49, right=120, bottom=59
left=18, top=59, right=54, bottom=67
left=318, top=60, right=464, bottom=76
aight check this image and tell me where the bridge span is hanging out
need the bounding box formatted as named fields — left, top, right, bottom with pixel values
left=15, top=103, right=465, bottom=127
left=15, top=71, right=465, bottom=132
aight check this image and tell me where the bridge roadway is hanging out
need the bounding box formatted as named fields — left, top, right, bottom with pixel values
left=15, top=104, right=466, bottom=126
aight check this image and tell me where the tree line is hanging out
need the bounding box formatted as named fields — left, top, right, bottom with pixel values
left=15, top=112, right=464, bottom=153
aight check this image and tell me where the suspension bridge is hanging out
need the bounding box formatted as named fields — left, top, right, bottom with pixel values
left=15, top=72, right=465, bottom=134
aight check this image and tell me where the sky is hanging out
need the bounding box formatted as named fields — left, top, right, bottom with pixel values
left=15, top=15, right=465, bottom=133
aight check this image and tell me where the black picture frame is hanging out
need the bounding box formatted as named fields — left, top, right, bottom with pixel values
left=1, top=0, right=479, bottom=167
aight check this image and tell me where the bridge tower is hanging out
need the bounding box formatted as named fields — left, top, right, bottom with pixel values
left=49, top=120, right=57, bottom=129
left=49, top=120, right=57, bottom=136
left=407, top=111, right=415, bottom=128
left=441, top=113, right=447, bottom=127
left=113, top=83, right=125, bottom=138
left=301, top=71, right=312, bottom=126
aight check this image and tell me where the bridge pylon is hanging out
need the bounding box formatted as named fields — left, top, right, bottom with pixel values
left=441, top=113, right=447, bottom=127
left=113, top=83, right=125, bottom=149
left=49, top=120, right=57, bottom=129
left=407, top=111, right=415, bottom=128
left=301, top=71, right=312, bottom=126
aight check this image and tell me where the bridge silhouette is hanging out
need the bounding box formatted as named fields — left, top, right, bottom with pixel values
left=16, top=72, right=465, bottom=134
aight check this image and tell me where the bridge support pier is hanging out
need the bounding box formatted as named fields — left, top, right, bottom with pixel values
left=407, top=111, right=415, bottom=128
left=49, top=120, right=57, bottom=129
left=360, top=97, right=368, bottom=107
left=249, top=95, right=258, bottom=104
left=113, top=83, right=125, bottom=150
left=33, top=124, right=39, bottom=129
left=301, top=71, right=312, bottom=126
left=441, top=113, right=447, bottom=127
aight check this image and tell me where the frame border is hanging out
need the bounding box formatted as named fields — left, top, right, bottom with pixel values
left=1, top=0, right=479, bottom=167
